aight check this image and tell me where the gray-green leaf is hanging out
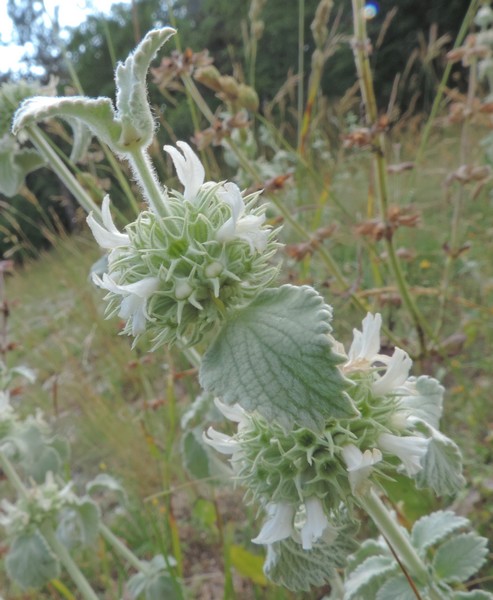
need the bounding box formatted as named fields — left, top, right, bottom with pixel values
left=411, top=510, right=469, bottom=553
left=413, top=420, right=465, bottom=496
left=200, top=285, right=356, bottom=431
left=56, top=498, right=100, bottom=548
left=452, top=591, right=493, bottom=599
left=5, top=529, right=60, bottom=589
left=398, top=376, right=444, bottom=429
left=265, top=530, right=357, bottom=592
left=433, top=533, right=489, bottom=583
left=344, top=555, right=396, bottom=600
left=376, top=574, right=418, bottom=600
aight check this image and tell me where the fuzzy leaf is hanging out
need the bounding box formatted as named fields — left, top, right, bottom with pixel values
left=0, top=137, right=45, bottom=197
left=181, top=427, right=230, bottom=481
left=376, top=574, right=418, bottom=600
left=200, top=285, right=356, bottom=431
left=265, top=530, right=357, bottom=592
left=344, top=555, right=396, bottom=600
left=115, top=27, right=175, bottom=148
left=411, top=510, right=469, bottom=553
left=413, top=420, right=465, bottom=496
left=452, top=592, right=493, bottom=599
left=86, top=473, right=128, bottom=506
left=5, top=530, right=60, bottom=589
left=433, top=533, right=489, bottom=583
left=56, top=498, right=100, bottom=548
left=66, top=117, right=93, bottom=163
left=346, top=539, right=389, bottom=575
left=12, top=96, right=122, bottom=149
left=399, top=376, right=444, bottom=429
left=126, top=554, right=180, bottom=600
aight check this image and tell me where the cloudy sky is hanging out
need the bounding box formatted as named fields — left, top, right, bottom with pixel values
left=0, top=0, right=128, bottom=74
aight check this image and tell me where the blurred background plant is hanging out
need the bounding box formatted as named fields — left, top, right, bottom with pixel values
left=0, top=0, right=492, bottom=597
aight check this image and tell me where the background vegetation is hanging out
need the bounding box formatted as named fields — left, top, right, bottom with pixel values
left=0, top=0, right=492, bottom=598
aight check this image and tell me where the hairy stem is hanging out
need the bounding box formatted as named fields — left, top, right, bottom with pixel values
left=358, top=488, right=446, bottom=600
left=127, top=147, right=168, bottom=217
left=99, top=523, right=149, bottom=574
left=41, top=526, right=100, bottom=600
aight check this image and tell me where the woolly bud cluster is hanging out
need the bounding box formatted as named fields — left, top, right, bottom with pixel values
left=87, top=142, right=279, bottom=348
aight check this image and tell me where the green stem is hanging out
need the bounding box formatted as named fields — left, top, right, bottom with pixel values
left=128, top=147, right=168, bottom=217
left=41, top=526, right=100, bottom=600
left=26, top=125, right=101, bottom=217
left=297, top=0, right=305, bottom=152
left=99, top=523, right=149, bottom=574
left=351, top=0, right=435, bottom=355
left=0, top=451, right=29, bottom=500
left=358, top=488, right=445, bottom=600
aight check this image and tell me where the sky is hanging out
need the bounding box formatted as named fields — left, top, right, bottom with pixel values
left=0, top=0, right=128, bottom=74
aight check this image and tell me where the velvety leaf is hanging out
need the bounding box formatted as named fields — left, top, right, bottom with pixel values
left=413, top=420, right=465, bottom=496
left=13, top=96, right=122, bottom=149
left=411, top=510, right=469, bottom=553
left=115, top=28, right=175, bottom=148
left=376, top=574, right=419, bottom=600
left=5, top=530, right=60, bottom=590
left=344, top=555, right=396, bottom=600
left=433, top=533, right=489, bottom=583
left=346, top=539, right=389, bottom=575
left=265, top=521, right=358, bottom=592
left=452, top=591, right=493, bottom=599
left=86, top=473, right=128, bottom=506
left=181, top=427, right=230, bottom=481
left=57, top=498, right=100, bottom=548
left=200, top=285, right=356, bottom=431
left=399, top=376, right=444, bottom=429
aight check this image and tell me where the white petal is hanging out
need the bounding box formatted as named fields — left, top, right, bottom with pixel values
left=372, top=348, right=412, bottom=397
left=252, top=502, right=295, bottom=545
left=217, top=182, right=245, bottom=222
left=378, top=432, right=429, bottom=476
left=163, top=141, right=204, bottom=203
left=86, top=196, right=129, bottom=249
left=114, top=277, right=160, bottom=298
left=341, top=444, right=382, bottom=495
left=348, top=313, right=382, bottom=362
left=213, top=398, right=247, bottom=424
left=203, top=427, right=240, bottom=455
left=300, top=497, right=329, bottom=550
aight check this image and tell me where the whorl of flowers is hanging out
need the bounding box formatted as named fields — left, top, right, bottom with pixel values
left=204, top=312, right=446, bottom=552
left=87, top=142, right=279, bottom=348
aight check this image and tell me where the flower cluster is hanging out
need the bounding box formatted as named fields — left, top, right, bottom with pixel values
left=87, top=142, right=279, bottom=348
left=204, top=312, right=453, bottom=560
left=0, top=473, right=77, bottom=537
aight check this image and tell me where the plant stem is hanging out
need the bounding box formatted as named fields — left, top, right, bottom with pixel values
left=358, top=488, right=446, bottom=600
left=26, top=125, right=101, bottom=217
left=127, top=147, right=168, bottom=217
left=297, top=0, right=305, bottom=152
left=0, top=451, right=29, bottom=501
left=351, top=0, right=435, bottom=355
left=99, top=523, right=149, bottom=573
left=41, top=526, right=100, bottom=600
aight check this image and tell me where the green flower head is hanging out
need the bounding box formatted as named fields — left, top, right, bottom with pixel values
left=87, top=142, right=280, bottom=348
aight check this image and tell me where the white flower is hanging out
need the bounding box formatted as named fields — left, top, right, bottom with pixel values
left=202, top=427, right=241, bottom=455
left=93, top=273, right=159, bottom=335
left=378, top=432, right=429, bottom=476
left=300, top=497, right=332, bottom=550
left=163, top=141, right=205, bottom=203
left=347, top=312, right=383, bottom=366
left=341, top=444, right=382, bottom=495
left=213, top=397, right=249, bottom=428
left=86, top=195, right=130, bottom=249
left=216, top=182, right=269, bottom=252
left=372, top=348, right=412, bottom=397
left=252, top=502, right=296, bottom=545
